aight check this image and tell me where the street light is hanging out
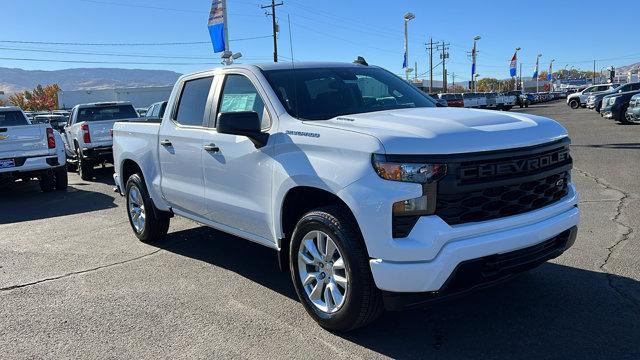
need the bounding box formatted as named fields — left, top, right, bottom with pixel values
left=549, top=59, right=555, bottom=91
left=536, top=53, right=542, bottom=93
left=471, top=35, right=481, bottom=91
left=403, top=12, right=416, bottom=81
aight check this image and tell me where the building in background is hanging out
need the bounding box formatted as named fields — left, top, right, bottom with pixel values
left=58, top=86, right=173, bottom=109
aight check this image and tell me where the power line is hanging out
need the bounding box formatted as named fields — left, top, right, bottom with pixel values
left=0, top=36, right=272, bottom=47
left=0, top=56, right=267, bottom=66
left=76, top=0, right=265, bottom=16
left=261, top=0, right=284, bottom=62
left=0, top=46, right=275, bottom=61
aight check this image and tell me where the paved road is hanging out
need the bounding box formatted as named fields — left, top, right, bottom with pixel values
left=1, top=101, right=639, bottom=359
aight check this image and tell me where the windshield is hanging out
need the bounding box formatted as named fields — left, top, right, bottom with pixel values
left=77, top=105, right=138, bottom=122
left=262, top=66, right=436, bottom=120
left=0, top=111, right=29, bottom=127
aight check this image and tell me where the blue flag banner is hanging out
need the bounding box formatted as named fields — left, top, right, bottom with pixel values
left=208, top=0, right=226, bottom=53
left=532, top=58, right=539, bottom=80
left=509, top=52, right=517, bottom=77
left=547, top=63, right=553, bottom=81
left=402, top=50, right=407, bottom=69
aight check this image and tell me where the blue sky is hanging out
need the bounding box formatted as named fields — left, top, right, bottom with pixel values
left=2, top=0, right=639, bottom=81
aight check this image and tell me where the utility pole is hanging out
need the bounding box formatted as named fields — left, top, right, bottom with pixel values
left=450, top=72, right=456, bottom=87
left=593, top=60, right=597, bottom=84
left=414, top=61, right=418, bottom=81
left=261, top=0, right=283, bottom=62
left=438, top=41, right=450, bottom=92
left=427, top=37, right=434, bottom=92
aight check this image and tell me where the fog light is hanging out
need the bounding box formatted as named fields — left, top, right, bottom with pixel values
left=393, top=195, right=429, bottom=216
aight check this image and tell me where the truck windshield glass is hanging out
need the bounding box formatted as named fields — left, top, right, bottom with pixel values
left=0, top=111, right=29, bottom=126
left=77, top=105, right=138, bottom=122
left=262, top=67, right=435, bottom=120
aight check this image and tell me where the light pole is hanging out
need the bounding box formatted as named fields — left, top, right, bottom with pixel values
left=403, top=12, right=416, bottom=81
left=471, top=35, right=481, bottom=92
left=536, top=53, right=542, bottom=93
left=549, top=59, right=555, bottom=92
left=514, top=47, right=521, bottom=91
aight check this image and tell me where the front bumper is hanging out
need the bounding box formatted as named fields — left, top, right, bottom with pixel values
left=382, top=226, right=577, bottom=310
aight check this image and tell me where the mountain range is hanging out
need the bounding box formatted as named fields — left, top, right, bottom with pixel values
left=0, top=67, right=182, bottom=93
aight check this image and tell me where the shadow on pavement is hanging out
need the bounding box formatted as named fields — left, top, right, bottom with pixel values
left=155, top=226, right=640, bottom=360
left=0, top=177, right=118, bottom=224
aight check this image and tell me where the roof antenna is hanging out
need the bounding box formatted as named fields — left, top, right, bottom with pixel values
left=287, top=14, right=299, bottom=119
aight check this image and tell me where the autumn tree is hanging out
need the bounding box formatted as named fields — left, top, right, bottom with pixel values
left=477, top=78, right=500, bottom=92
left=8, top=84, right=60, bottom=111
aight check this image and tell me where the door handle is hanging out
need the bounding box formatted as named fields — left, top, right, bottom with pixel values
left=203, top=143, right=220, bottom=153
left=160, top=139, right=172, bottom=147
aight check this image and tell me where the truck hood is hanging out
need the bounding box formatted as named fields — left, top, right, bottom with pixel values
left=308, top=107, right=568, bottom=154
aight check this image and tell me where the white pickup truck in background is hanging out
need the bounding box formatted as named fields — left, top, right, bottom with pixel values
left=0, top=106, right=67, bottom=192
left=112, top=61, right=579, bottom=331
left=63, top=102, right=138, bottom=180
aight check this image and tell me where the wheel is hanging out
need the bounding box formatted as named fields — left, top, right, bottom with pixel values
left=66, top=159, right=77, bottom=172
left=569, top=99, right=580, bottom=109
left=77, top=148, right=93, bottom=181
left=54, top=165, right=68, bottom=191
left=290, top=206, right=383, bottom=332
left=125, top=173, right=170, bottom=243
left=38, top=172, right=55, bottom=192
left=595, top=101, right=602, bottom=113
left=619, top=106, right=631, bottom=124
left=525, top=103, right=529, bottom=108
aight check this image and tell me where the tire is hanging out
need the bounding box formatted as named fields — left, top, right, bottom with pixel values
left=54, top=165, right=68, bottom=191
left=595, top=101, right=602, bottom=113
left=125, top=173, right=170, bottom=243
left=38, top=172, right=55, bottom=192
left=290, top=206, right=383, bottom=332
left=77, top=148, right=93, bottom=181
left=619, top=106, right=631, bottom=124
left=525, top=103, right=529, bottom=108
left=66, top=160, right=78, bottom=172
left=569, top=99, right=580, bottom=109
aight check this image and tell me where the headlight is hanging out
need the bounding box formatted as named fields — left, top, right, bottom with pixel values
left=372, top=154, right=446, bottom=218
left=372, top=154, right=447, bottom=184
left=611, top=97, right=619, bottom=105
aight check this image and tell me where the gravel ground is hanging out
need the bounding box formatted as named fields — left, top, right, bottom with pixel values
left=1, top=101, right=639, bottom=359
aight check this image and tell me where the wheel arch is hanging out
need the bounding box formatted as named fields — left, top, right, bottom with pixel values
left=276, top=185, right=362, bottom=271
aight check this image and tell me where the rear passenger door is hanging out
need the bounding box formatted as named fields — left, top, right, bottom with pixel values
left=158, top=75, right=215, bottom=215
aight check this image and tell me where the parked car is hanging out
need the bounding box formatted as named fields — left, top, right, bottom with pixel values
left=484, top=92, right=498, bottom=108
left=112, top=62, right=579, bottom=331
left=567, top=84, right=620, bottom=109
left=587, top=82, right=640, bottom=112
left=497, top=92, right=516, bottom=111
left=0, top=106, right=67, bottom=191
left=428, top=93, right=447, bottom=107
left=437, top=93, right=464, bottom=107
left=33, top=114, right=68, bottom=132
left=600, top=89, right=640, bottom=124
left=508, top=91, right=529, bottom=108
left=462, top=93, right=482, bottom=108
left=625, top=93, right=640, bottom=124
left=63, top=101, right=139, bottom=180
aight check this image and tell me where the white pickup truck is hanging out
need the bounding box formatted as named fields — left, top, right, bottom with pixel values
left=0, top=106, right=67, bottom=191
left=112, top=62, right=580, bottom=331
left=63, top=102, right=138, bottom=180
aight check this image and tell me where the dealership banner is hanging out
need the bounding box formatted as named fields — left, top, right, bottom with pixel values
left=509, top=52, right=517, bottom=77
left=208, top=0, right=227, bottom=53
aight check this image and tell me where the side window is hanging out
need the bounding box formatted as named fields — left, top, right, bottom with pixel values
left=218, top=74, right=270, bottom=129
left=174, top=76, right=214, bottom=127
left=150, top=104, right=160, bottom=118
left=632, top=84, right=640, bottom=91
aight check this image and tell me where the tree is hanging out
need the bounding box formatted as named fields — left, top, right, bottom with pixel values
left=0, top=99, right=5, bottom=106
left=8, top=84, right=60, bottom=111
left=448, top=84, right=466, bottom=93
left=477, top=78, right=500, bottom=92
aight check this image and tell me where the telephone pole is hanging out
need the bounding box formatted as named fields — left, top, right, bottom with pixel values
left=450, top=72, right=456, bottom=87
left=261, top=0, right=283, bottom=62
left=426, top=37, right=434, bottom=92
left=437, top=41, right=450, bottom=92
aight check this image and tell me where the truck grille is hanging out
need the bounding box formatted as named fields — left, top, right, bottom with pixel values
left=434, top=138, right=572, bottom=226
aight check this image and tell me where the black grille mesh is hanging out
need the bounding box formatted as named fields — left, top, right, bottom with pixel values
left=436, top=171, right=569, bottom=225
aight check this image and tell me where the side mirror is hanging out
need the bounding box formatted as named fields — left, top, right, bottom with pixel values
left=217, top=111, right=268, bottom=148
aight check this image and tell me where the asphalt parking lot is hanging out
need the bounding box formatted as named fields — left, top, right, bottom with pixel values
left=1, top=101, right=639, bottom=359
